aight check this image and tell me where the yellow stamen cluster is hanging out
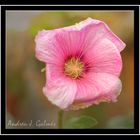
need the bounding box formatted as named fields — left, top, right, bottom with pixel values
left=64, top=57, right=84, bottom=79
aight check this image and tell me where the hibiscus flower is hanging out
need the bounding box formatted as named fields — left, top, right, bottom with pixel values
left=35, top=17, right=126, bottom=110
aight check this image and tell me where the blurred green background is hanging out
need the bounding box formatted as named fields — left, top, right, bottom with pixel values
left=6, top=11, right=134, bottom=129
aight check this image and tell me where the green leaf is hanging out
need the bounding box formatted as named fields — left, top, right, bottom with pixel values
left=64, top=116, right=97, bottom=129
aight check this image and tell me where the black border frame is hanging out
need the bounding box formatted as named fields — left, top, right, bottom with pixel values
left=1, top=5, right=139, bottom=135
left=0, top=1, right=140, bottom=5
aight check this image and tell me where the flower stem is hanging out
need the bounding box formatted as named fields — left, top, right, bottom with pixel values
left=58, top=110, right=63, bottom=129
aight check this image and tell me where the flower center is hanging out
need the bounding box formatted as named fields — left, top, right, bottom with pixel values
left=64, top=57, right=84, bottom=79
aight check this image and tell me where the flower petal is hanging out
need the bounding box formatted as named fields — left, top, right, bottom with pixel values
left=35, top=29, right=86, bottom=65
left=74, top=72, right=122, bottom=105
left=54, top=29, right=86, bottom=58
left=80, top=18, right=126, bottom=52
left=35, top=18, right=125, bottom=64
left=43, top=64, right=77, bottom=109
left=35, top=30, right=54, bottom=62
left=83, top=38, right=122, bottom=76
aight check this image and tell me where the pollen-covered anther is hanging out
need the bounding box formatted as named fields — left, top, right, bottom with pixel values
left=64, top=57, right=84, bottom=79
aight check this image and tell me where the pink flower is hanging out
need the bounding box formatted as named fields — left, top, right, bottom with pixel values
left=35, top=18, right=126, bottom=110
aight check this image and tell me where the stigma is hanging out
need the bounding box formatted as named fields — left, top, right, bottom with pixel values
left=64, top=57, right=84, bottom=79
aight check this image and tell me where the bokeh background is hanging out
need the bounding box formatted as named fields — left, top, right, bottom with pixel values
left=6, top=11, right=134, bottom=129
